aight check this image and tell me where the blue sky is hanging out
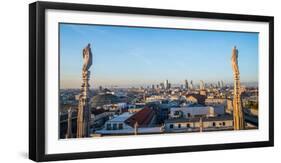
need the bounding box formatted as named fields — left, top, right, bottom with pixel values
left=60, top=23, right=258, bottom=89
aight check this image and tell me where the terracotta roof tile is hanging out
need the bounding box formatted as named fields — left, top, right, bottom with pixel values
left=125, top=107, right=154, bottom=127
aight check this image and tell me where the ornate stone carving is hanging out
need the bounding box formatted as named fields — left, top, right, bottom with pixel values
left=231, top=46, right=244, bottom=130
left=77, top=44, right=93, bottom=138
left=82, top=43, right=93, bottom=71
left=65, top=107, right=73, bottom=138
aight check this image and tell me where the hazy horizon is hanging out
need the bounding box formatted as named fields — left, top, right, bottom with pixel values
left=60, top=81, right=259, bottom=90
left=60, top=23, right=259, bottom=89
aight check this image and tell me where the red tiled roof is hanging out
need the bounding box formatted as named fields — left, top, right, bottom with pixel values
left=125, top=107, right=154, bottom=127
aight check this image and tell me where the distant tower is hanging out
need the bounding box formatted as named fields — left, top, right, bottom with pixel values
left=231, top=46, right=244, bottom=130
left=184, top=80, right=189, bottom=90
left=164, top=80, right=169, bottom=90
left=77, top=44, right=93, bottom=138
left=65, top=107, right=73, bottom=138
left=190, top=80, right=194, bottom=90
left=160, top=83, right=164, bottom=90
left=218, top=81, right=221, bottom=88
left=200, top=80, right=205, bottom=90
left=221, top=80, right=224, bottom=88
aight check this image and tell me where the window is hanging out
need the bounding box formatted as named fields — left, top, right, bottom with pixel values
left=112, top=123, right=117, bottom=130
left=187, top=113, right=191, bottom=117
left=212, top=122, right=216, bottom=127
left=186, top=123, right=190, bottom=128
left=178, top=124, right=181, bottom=128
left=118, top=123, right=123, bottom=129
left=222, top=122, right=226, bottom=126
left=106, top=124, right=111, bottom=130
left=170, top=124, right=174, bottom=129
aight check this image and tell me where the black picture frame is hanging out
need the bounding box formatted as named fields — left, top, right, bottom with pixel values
left=29, top=1, right=274, bottom=162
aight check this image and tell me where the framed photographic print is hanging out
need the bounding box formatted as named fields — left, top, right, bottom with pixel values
left=29, top=1, right=274, bottom=162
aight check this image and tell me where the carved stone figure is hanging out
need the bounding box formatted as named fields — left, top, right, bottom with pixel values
left=77, top=43, right=93, bottom=138
left=82, top=43, right=93, bottom=71
left=231, top=46, right=244, bottom=130
left=231, top=46, right=239, bottom=75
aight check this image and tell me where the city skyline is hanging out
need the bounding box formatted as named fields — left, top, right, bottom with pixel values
left=60, top=80, right=258, bottom=90
left=60, top=23, right=259, bottom=89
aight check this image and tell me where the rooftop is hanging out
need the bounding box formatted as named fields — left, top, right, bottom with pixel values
left=186, top=94, right=207, bottom=105
left=125, top=107, right=155, bottom=127
left=91, top=93, right=122, bottom=107
left=165, top=115, right=233, bottom=123
left=107, top=112, right=134, bottom=122
left=95, top=127, right=162, bottom=135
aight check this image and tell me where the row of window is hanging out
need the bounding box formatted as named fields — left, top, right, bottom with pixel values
left=169, top=121, right=227, bottom=129
left=106, top=123, right=123, bottom=130
left=173, top=111, right=192, bottom=117
left=170, top=123, right=190, bottom=129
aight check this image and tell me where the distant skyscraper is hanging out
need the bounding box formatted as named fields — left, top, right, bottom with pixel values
left=218, top=81, right=221, bottom=88
left=221, top=80, right=224, bottom=88
left=160, top=83, right=164, bottom=90
left=164, top=80, right=169, bottom=90
left=200, top=80, right=205, bottom=90
left=184, top=80, right=189, bottom=90
left=190, top=80, right=194, bottom=90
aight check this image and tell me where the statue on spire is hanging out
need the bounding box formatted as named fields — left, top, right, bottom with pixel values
left=82, top=43, right=93, bottom=71
left=231, top=46, right=244, bottom=130
left=77, top=43, right=93, bottom=138
left=231, top=46, right=239, bottom=75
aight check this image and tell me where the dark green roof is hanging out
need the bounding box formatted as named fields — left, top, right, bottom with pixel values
left=91, top=93, right=121, bottom=107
